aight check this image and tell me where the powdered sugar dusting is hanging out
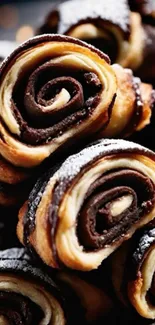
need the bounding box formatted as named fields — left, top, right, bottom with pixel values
left=55, top=139, right=154, bottom=184
left=133, top=227, right=155, bottom=264
left=0, top=248, right=59, bottom=291
left=58, top=0, right=130, bottom=36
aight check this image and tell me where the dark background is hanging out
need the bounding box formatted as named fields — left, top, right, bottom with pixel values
left=0, top=1, right=58, bottom=41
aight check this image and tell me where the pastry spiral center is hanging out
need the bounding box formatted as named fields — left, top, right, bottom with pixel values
left=11, top=57, right=102, bottom=144
left=78, top=169, right=155, bottom=249
left=107, top=194, right=133, bottom=217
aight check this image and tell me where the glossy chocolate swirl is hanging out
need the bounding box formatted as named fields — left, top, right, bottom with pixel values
left=0, top=34, right=117, bottom=170
left=0, top=248, right=65, bottom=325
left=17, top=139, right=155, bottom=271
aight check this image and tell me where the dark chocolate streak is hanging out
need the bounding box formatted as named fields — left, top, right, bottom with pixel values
left=23, top=139, right=155, bottom=263
left=0, top=291, right=43, bottom=325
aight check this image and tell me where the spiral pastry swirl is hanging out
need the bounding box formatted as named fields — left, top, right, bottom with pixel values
left=112, top=224, right=155, bottom=319
left=0, top=34, right=117, bottom=170
left=0, top=34, right=153, bottom=176
left=0, top=248, right=65, bottom=325
left=17, top=139, right=155, bottom=271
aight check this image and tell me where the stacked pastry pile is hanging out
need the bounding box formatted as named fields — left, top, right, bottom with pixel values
left=0, top=0, right=155, bottom=324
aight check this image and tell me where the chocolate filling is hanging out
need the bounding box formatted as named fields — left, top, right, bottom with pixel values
left=0, top=291, right=44, bottom=324
left=11, top=62, right=102, bottom=145
left=77, top=169, right=155, bottom=249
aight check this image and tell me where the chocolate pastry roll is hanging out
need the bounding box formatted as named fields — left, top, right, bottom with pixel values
left=129, top=0, right=155, bottom=24
left=0, top=34, right=117, bottom=170
left=112, top=225, right=155, bottom=319
left=17, top=139, right=155, bottom=271
left=0, top=33, right=117, bottom=206
left=0, top=33, right=153, bottom=174
left=39, top=0, right=130, bottom=64
left=39, top=0, right=155, bottom=83
left=0, top=247, right=66, bottom=324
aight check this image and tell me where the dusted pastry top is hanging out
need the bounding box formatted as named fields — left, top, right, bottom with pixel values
left=37, top=1, right=155, bottom=83
left=53, top=0, right=130, bottom=37
left=38, top=0, right=130, bottom=63
left=0, top=248, right=59, bottom=293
